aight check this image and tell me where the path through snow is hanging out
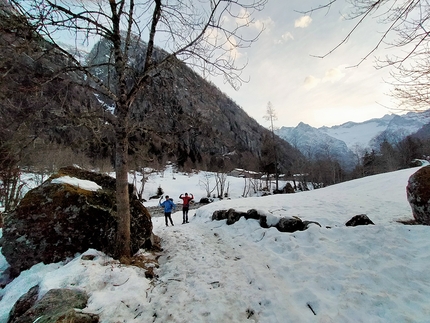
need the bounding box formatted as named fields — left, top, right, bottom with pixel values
left=147, top=212, right=304, bottom=323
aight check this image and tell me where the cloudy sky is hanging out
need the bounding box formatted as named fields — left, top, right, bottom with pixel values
left=52, top=0, right=402, bottom=129
left=208, top=0, right=400, bottom=128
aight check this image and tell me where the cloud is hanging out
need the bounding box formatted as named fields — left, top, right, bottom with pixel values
left=254, top=17, right=275, bottom=32
left=274, top=31, right=294, bottom=44
left=323, top=67, right=346, bottom=83
left=226, top=36, right=242, bottom=60
left=303, top=66, right=346, bottom=90
left=204, top=27, right=242, bottom=61
left=235, top=8, right=251, bottom=26
left=235, top=8, right=275, bottom=31
left=304, top=75, right=320, bottom=89
left=294, top=16, right=312, bottom=28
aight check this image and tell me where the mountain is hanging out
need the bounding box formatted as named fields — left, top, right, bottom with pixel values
left=276, top=122, right=357, bottom=171
left=320, top=110, right=430, bottom=150
left=318, top=114, right=395, bottom=150
left=87, top=37, right=304, bottom=172
left=0, top=9, right=302, bottom=173
left=276, top=110, right=430, bottom=171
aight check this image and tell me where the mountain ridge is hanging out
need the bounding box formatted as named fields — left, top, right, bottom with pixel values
left=276, top=109, right=430, bottom=171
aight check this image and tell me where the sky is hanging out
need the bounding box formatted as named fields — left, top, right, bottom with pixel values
left=1, top=164, right=430, bottom=322
left=32, top=0, right=405, bottom=129
left=47, top=0, right=400, bottom=129
left=208, top=0, right=403, bottom=128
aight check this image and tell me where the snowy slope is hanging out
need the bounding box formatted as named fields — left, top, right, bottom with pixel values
left=319, top=114, right=393, bottom=149
left=1, top=165, right=430, bottom=323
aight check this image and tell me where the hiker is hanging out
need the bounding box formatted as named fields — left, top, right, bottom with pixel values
left=159, top=195, right=176, bottom=226
left=179, top=192, right=194, bottom=224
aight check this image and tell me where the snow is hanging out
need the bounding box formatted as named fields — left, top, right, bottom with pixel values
left=51, top=176, right=102, bottom=191
left=1, top=166, right=430, bottom=322
left=319, top=110, right=430, bottom=150
left=319, top=118, right=389, bottom=150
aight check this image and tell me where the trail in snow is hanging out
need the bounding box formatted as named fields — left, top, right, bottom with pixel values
left=146, top=213, right=303, bottom=323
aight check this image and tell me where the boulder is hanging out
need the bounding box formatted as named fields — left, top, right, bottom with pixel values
left=211, top=209, right=248, bottom=225
left=245, top=209, right=260, bottom=220
left=345, top=214, right=375, bottom=227
left=276, top=217, right=306, bottom=232
left=212, top=209, right=228, bottom=221
left=8, top=288, right=98, bottom=323
left=407, top=166, right=430, bottom=225
left=226, top=208, right=247, bottom=225
left=283, top=182, right=295, bottom=194
left=199, top=197, right=213, bottom=204
left=1, top=166, right=159, bottom=276
left=259, top=214, right=269, bottom=229
left=8, top=285, right=39, bottom=323
left=276, top=217, right=322, bottom=232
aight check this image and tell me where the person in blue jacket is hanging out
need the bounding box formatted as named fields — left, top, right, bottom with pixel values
left=159, top=195, right=176, bottom=226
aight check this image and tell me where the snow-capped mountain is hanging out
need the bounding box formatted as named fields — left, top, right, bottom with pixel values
left=276, top=109, right=430, bottom=170
left=276, top=122, right=357, bottom=171
left=320, top=110, right=430, bottom=150
left=318, top=114, right=395, bottom=150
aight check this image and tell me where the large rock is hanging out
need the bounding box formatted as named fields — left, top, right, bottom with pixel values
left=1, top=166, right=158, bottom=276
left=8, top=285, right=39, bottom=323
left=8, top=288, right=98, bottom=323
left=226, top=209, right=247, bottom=225
left=276, top=217, right=306, bottom=232
left=407, top=166, right=430, bottom=224
left=345, top=214, right=375, bottom=227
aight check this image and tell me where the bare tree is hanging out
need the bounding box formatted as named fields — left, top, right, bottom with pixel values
left=263, top=101, right=279, bottom=190
left=215, top=172, right=229, bottom=198
left=242, top=176, right=262, bottom=197
left=303, top=0, right=430, bottom=112
left=7, top=0, right=267, bottom=258
left=242, top=177, right=251, bottom=197
left=199, top=172, right=216, bottom=198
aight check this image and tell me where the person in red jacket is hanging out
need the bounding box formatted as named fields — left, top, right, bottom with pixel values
left=179, top=192, right=194, bottom=224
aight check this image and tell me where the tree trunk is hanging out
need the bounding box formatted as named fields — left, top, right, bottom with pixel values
left=115, top=123, right=131, bottom=259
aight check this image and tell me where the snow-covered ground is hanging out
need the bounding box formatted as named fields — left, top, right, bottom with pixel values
left=1, top=166, right=430, bottom=323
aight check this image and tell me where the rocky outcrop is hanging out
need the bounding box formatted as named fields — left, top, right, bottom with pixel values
left=8, top=287, right=98, bottom=323
left=1, top=166, right=159, bottom=276
left=407, top=166, right=430, bottom=224
left=212, top=208, right=321, bottom=233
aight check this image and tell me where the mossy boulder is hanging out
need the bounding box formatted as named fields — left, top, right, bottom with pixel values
left=1, top=166, right=158, bottom=276
left=8, top=288, right=98, bottom=323
left=407, top=166, right=430, bottom=225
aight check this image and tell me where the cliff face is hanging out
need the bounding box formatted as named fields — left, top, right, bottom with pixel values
left=130, top=62, right=300, bottom=171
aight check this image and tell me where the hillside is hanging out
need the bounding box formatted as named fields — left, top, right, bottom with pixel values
left=87, top=37, right=303, bottom=172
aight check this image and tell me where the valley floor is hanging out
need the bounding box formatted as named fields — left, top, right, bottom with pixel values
left=2, top=167, right=430, bottom=323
